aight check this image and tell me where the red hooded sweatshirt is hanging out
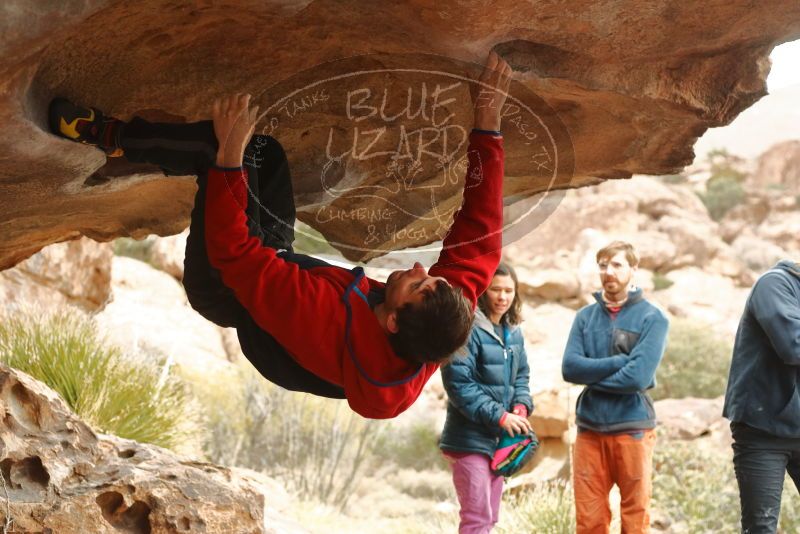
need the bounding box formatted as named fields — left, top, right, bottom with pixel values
left=205, top=131, right=504, bottom=418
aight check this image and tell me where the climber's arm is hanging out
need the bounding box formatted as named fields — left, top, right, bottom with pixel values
left=428, top=51, right=511, bottom=307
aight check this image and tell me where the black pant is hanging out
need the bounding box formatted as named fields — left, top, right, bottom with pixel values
left=731, top=422, right=800, bottom=533
left=120, top=118, right=345, bottom=398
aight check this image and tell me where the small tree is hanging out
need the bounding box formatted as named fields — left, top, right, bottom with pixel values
left=697, top=148, right=748, bottom=221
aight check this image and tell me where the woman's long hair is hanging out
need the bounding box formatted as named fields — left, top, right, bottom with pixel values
left=478, top=262, right=523, bottom=326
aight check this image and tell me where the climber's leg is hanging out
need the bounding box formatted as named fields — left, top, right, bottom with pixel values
left=48, top=97, right=124, bottom=156
left=118, top=117, right=218, bottom=176
left=117, top=116, right=249, bottom=328
left=236, top=135, right=346, bottom=398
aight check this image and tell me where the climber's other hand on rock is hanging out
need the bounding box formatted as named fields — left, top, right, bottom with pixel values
left=473, top=50, right=513, bottom=132
left=213, top=93, right=259, bottom=168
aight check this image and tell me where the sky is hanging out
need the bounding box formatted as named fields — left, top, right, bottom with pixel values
left=767, top=38, right=800, bottom=91
left=692, top=38, right=800, bottom=160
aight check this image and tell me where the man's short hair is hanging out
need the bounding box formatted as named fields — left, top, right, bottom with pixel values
left=596, top=241, right=639, bottom=267
left=388, top=281, right=473, bottom=364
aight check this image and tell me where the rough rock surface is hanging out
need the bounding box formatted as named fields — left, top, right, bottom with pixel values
left=0, top=236, right=112, bottom=313
left=148, top=229, right=189, bottom=281
left=1, top=1, right=799, bottom=265
left=0, top=364, right=295, bottom=534
left=654, top=396, right=727, bottom=440
left=751, top=140, right=800, bottom=192
left=505, top=175, right=754, bottom=307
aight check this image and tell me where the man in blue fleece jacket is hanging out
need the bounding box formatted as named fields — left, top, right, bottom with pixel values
left=724, top=260, right=800, bottom=534
left=562, top=241, right=669, bottom=534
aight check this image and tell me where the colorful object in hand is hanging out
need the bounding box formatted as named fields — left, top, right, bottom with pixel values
left=491, top=431, right=539, bottom=477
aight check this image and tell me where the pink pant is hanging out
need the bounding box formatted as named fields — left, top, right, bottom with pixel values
left=446, top=452, right=505, bottom=534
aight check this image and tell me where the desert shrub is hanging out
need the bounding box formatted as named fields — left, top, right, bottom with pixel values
left=113, top=236, right=157, bottom=264
left=200, top=364, right=386, bottom=510
left=372, top=420, right=448, bottom=472
left=651, top=318, right=733, bottom=401
left=659, top=173, right=688, bottom=184
left=697, top=150, right=748, bottom=221
left=497, top=480, right=575, bottom=534
left=293, top=222, right=340, bottom=256
left=384, top=468, right=453, bottom=501
left=698, top=175, right=747, bottom=221
left=653, top=441, right=800, bottom=533
left=652, top=272, right=674, bottom=291
left=0, top=310, right=194, bottom=450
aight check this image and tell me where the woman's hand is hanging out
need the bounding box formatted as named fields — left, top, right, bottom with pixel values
left=213, top=93, right=259, bottom=168
left=473, top=50, right=513, bottom=132
left=500, top=412, right=533, bottom=437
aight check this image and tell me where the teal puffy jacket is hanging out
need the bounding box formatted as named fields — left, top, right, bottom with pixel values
left=439, top=310, right=534, bottom=458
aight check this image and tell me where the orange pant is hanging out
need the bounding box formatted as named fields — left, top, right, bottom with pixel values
left=572, top=429, right=656, bottom=534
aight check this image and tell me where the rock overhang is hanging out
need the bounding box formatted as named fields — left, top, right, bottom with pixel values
left=1, top=0, right=799, bottom=266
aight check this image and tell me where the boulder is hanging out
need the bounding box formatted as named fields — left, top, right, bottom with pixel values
left=530, top=389, right=570, bottom=439
left=2, top=1, right=799, bottom=265
left=505, top=175, right=738, bottom=280
left=0, top=364, right=295, bottom=533
left=757, top=210, right=800, bottom=256
left=94, top=257, right=242, bottom=380
left=751, top=140, right=800, bottom=192
left=0, top=237, right=112, bottom=313
left=521, top=302, right=577, bottom=393
left=730, top=233, right=790, bottom=272
left=650, top=267, right=750, bottom=336
left=654, top=396, right=726, bottom=440
left=515, top=266, right=581, bottom=302
left=148, top=229, right=189, bottom=281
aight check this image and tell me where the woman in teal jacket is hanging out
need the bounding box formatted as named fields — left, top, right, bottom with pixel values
left=439, top=263, right=534, bottom=534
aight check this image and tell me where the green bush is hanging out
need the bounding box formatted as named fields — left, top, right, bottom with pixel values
left=113, top=236, right=157, bottom=264
left=372, top=421, right=448, bottom=472
left=697, top=149, right=748, bottom=221
left=0, top=310, right=194, bottom=450
left=698, top=175, right=746, bottom=221
left=200, top=364, right=386, bottom=510
left=659, top=174, right=688, bottom=185
left=652, top=318, right=733, bottom=401
left=652, top=272, right=674, bottom=291
left=293, top=222, right=341, bottom=256
left=497, top=480, right=575, bottom=534
left=653, top=441, right=800, bottom=533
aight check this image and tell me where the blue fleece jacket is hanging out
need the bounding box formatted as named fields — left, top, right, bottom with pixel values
left=723, top=260, right=800, bottom=438
left=562, top=288, right=669, bottom=432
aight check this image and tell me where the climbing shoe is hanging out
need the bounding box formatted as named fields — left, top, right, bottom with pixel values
left=48, top=97, right=124, bottom=156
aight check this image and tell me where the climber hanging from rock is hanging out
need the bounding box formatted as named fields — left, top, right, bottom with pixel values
left=48, top=51, right=512, bottom=419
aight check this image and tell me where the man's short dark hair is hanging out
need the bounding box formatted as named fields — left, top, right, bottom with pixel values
left=388, top=281, right=473, bottom=364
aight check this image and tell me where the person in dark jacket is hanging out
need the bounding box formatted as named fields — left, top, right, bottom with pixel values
left=561, top=241, right=669, bottom=534
left=723, top=260, right=800, bottom=534
left=47, top=51, right=513, bottom=419
left=440, top=262, right=534, bottom=534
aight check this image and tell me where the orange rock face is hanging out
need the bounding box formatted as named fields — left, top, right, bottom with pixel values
left=1, top=0, right=799, bottom=266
